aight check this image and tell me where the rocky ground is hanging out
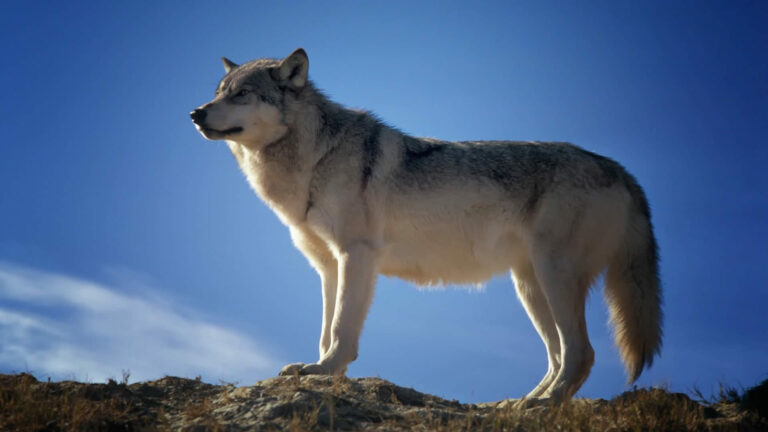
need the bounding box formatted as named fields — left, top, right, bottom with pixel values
left=1, top=373, right=766, bottom=431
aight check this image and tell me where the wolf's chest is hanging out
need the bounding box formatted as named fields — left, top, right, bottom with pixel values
left=237, top=151, right=310, bottom=225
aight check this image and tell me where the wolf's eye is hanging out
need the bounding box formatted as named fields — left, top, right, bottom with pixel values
left=235, top=89, right=250, bottom=97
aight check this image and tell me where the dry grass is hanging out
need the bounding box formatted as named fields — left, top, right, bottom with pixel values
left=184, top=396, right=226, bottom=432
left=0, top=373, right=152, bottom=431
left=1, top=372, right=766, bottom=431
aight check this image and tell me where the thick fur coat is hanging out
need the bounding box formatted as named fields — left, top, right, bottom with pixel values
left=191, top=48, right=662, bottom=403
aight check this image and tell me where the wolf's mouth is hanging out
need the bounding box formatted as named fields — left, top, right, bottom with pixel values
left=203, top=126, right=243, bottom=136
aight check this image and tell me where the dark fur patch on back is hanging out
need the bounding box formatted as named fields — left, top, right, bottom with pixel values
left=320, top=109, right=346, bottom=138
left=362, top=125, right=381, bottom=188
left=402, top=137, right=445, bottom=171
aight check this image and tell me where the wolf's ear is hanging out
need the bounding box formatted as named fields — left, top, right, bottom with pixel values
left=222, top=57, right=238, bottom=74
left=274, top=48, right=309, bottom=89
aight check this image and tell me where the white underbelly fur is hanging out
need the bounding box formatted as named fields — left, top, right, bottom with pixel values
left=379, top=202, right=526, bottom=286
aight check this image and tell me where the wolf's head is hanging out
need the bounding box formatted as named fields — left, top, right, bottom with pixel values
left=190, top=48, right=309, bottom=148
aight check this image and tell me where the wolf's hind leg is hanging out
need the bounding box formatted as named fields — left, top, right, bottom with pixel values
left=511, top=264, right=561, bottom=399
left=530, top=252, right=594, bottom=402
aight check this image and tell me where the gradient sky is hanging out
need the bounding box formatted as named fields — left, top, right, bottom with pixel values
left=1, top=1, right=766, bottom=403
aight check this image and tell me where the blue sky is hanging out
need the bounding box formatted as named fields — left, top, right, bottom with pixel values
left=1, top=1, right=766, bottom=403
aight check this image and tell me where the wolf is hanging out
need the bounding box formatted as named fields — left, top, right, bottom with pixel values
left=190, top=48, right=662, bottom=403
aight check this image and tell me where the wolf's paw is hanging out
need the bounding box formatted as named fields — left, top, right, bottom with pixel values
left=298, top=363, right=330, bottom=375
left=278, top=362, right=332, bottom=376
left=512, top=397, right=552, bottom=410
left=278, top=363, right=307, bottom=376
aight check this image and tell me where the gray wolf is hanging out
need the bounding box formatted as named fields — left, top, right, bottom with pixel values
left=190, top=48, right=662, bottom=403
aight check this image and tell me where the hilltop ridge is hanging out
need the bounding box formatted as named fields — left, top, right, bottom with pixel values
left=1, top=373, right=766, bottom=431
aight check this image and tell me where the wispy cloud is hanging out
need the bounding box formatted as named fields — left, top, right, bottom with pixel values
left=0, top=262, right=279, bottom=383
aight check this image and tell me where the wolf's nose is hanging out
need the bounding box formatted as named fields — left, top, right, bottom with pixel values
left=190, top=109, right=207, bottom=123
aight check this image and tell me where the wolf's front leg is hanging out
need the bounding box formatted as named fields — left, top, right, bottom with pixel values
left=280, top=242, right=378, bottom=376
left=318, top=266, right=338, bottom=358
left=279, top=265, right=338, bottom=377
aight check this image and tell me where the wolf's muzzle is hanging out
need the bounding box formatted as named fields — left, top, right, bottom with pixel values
left=190, top=109, right=207, bottom=124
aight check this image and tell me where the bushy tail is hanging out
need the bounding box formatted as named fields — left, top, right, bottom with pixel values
left=605, top=179, right=663, bottom=384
